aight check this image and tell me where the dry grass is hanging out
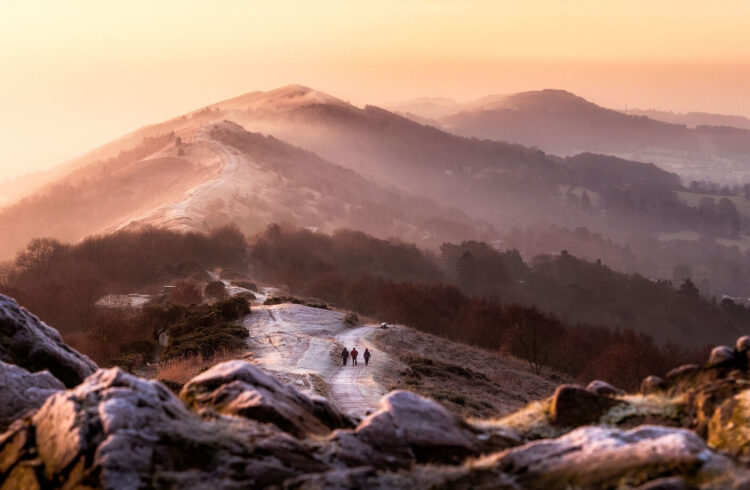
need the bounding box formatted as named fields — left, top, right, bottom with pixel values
left=155, top=348, right=245, bottom=385
left=371, top=325, right=567, bottom=418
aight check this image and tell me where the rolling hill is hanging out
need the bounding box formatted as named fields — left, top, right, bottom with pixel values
left=432, top=89, right=750, bottom=185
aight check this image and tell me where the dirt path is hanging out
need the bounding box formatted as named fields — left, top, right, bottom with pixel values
left=329, top=326, right=386, bottom=417
left=242, top=299, right=387, bottom=417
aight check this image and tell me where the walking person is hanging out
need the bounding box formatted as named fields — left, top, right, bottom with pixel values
left=351, top=347, right=359, bottom=366
left=364, top=348, right=371, bottom=366
left=341, top=347, right=349, bottom=366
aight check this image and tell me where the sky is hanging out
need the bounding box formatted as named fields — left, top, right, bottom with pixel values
left=1, top=0, right=750, bottom=180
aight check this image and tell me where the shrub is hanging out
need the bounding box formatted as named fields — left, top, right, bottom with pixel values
left=205, top=280, right=227, bottom=300
left=169, top=280, right=202, bottom=305
left=232, top=280, right=258, bottom=292
left=344, top=313, right=359, bottom=326
left=160, top=297, right=250, bottom=360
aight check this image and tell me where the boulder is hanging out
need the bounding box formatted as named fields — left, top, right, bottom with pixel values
left=549, top=384, right=623, bottom=426
left=181, top=360, right=353, bottom=437
left=0, top=294, right=97, bottom=387
left=331, top=391, right=479, bottom=467
left=0, top=368, right=329, bottom=489
left=586, top=380, right=625, bottom=397
left=484, top=425, right=745, bottom=489
left=708, top=389, right=750, bottom=459
left=0, top=361, right=63, bottom=431
left=737, top=336, right=750, bottom=353
left=665, top=364, right=700, bottom=381
left=708, top=346, right=734, bottom=367
left=640, top=376, right=665, bottom=394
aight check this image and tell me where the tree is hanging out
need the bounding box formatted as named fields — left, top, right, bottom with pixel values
left=502, top=316, right=552, bottom=375
left=15, top=238, right=66, bottom=274
left=169, top=281, right=202, bottom=305
left=679, top=278, right=700, bottom=298
left=672, top=264, right=692, bottom=286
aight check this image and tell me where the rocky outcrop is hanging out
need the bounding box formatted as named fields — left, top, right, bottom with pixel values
left=181, top=360, right=353, bottom=437
left=550, top=384, right=624, bottom=426
left=4, top=297, right=750, bottom=488
left=0, top=361, right=64, bottom=432
left=0, top=294, right=97, bottom=387
left=0, top=368, right=330, bottom=489
left=329, top=391, right=479, bottom=468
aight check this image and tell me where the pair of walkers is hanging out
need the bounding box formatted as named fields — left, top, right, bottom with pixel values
left=341, top=347, right=371, bottom=366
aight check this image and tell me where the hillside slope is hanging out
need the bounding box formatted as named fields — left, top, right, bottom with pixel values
left=439, top=89, right=750, bottom=184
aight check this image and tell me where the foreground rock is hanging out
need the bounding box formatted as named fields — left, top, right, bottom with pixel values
left=182, top=360, right=353, bottom=437
left=5, top=295, right=750, bottom=488
left=0, top=369, right=329, bottom=488
left=330, top=391, right=479, bottom=468
left=0, top=361, right=64, bottom=431
left=0, top=294, right=97, bottom=387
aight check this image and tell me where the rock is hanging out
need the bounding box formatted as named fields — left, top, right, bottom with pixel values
left=0, top=294, right=97, bottom=387
left=0, top=368, right=329, bottom=488
left=641, top=375, right=665, bottom=394
left=708, top=345, right=734, bottom=367
left=665, top=364, right=700, bottom=381
left=708, top=389, right=750, bottom=459
left=549, top=384, right=623, bottom=426
left=0, top=361, right=64, bottom=431
left=331, top=391, right=479, bottom=467
left=181, top=360, right=353, bottom=437
left=737, top=336, right=750, bottom=353
left=633, top=477, right=690, bottom=490
left=484, top=425, right=744, bottom=489
left=586, top=380, right=625, bottom=397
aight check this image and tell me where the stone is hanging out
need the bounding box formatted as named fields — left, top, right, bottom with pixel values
left=0, top=294, right=97, bottom=387
left=633, top=477, right=690, bottom=490
left=0, top=368, right=329, bottom=488
left=0, top=361, right=64, bottom=431
left=665, top=364, right=700, bottom=381
left=707, top=389, right=750, bottom=458
left=549, top=384, right=622, bottom=426
left=737, top=336, right=750, bottom=353
left=181, top=360, right=353, bottom=437
left=331, top=390, right=479, bottom=467
left=708, top=345, right=734, bottom=367
left=640, top=376, right=665, bottom=394
left=586, top=380, right=625, bottom=397
left=485, top=425, right=743, bottom=489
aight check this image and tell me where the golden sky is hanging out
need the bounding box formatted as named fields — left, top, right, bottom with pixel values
left=1, top=0, right=750, bottom=180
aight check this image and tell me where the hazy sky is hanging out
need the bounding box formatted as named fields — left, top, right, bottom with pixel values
left=2, top=0, right=750, bottom=180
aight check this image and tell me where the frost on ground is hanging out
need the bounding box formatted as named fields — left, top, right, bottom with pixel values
left=243, top=302, right=388, bottom=418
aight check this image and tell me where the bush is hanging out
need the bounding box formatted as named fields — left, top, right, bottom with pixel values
left=205, top=280, right=227, bottom=300
left=160, top=297, right=250, bottom=360
left=344, top=313, right=359, bottom=326
left=168, top=280, right=202, bottom=305
left=232, top=280, right=258, bottom=292
left=263, top=295, right=329, bottom=310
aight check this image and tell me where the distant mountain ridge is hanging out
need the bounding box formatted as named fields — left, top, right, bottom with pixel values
left=403, top=88, right=750, bottom=185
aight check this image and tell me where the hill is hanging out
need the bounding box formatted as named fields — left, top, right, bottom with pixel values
left=0, top=117, right=478, bottom=259
left=438, top=89, right=750, bottom=184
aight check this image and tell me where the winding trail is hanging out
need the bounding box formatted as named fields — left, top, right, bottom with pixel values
left=242, top=296, right=387, bottom=417
left=330, top=326, right=385, bottom=417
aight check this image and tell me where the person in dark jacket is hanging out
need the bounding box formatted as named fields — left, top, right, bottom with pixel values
left=351, top=347, right=359, bottom=366
left=364, top=348, right=371, bottom=366
left=341, top=347, right=349, bottom=366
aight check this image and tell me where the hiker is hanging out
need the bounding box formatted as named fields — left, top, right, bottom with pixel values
left=351, top=347, right=359, bottom=366
left=364, top=348, right=371, bottom=366
left=341, top=347, right=349, bottom=366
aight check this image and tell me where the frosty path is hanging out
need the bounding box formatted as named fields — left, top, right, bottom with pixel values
left=330, top=326, right=385, bottom=417
left=243, top=299, right=387, bottom=417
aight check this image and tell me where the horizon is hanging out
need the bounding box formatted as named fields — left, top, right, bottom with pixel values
left=2, top=0, right=750, bottom=180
